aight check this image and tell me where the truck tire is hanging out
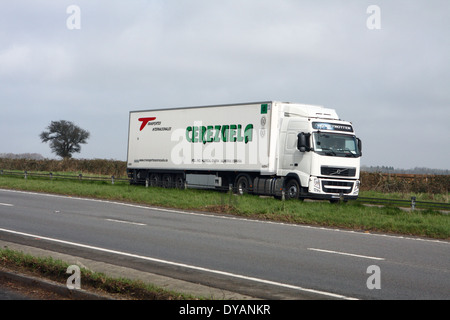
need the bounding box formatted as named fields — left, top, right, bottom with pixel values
left=149, top=173, right=160, bottom=187
left=174, top=174, right=185, bottom=189
left=162, top=174, right=173, bottom=188
left=235, top=175, right=251, bottom=195
left=285, top=179, right=300, bottom=200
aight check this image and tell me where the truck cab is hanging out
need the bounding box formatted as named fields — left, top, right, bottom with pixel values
left=278, top=104, right=362, bottom=202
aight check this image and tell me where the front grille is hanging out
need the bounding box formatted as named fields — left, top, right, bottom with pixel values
left=321, top=166, right=356, bottom=177
left=322, top=180, right=354, bottom=194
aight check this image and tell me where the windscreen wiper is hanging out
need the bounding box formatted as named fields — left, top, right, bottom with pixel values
left=322, top=148, right=336, bottom=156
left=344, top=149, right=357, bottom=157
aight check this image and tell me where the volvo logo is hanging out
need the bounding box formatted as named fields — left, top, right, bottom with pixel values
left=331, top=168, right=348, bottom=175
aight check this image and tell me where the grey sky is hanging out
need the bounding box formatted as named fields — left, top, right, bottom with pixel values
left=1, top=1, right=449, bottom=169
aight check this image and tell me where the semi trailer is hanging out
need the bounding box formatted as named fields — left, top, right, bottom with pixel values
left=127, top=101, right=362, bottom=201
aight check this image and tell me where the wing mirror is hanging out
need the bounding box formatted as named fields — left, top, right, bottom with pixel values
left=297, top=133, right=311, bottom=152
left=357, top=138, right=362, bottom=156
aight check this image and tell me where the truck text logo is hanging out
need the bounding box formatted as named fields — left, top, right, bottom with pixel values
left=138, top=117, right=172, bottom=132
left=185, top=124, right=254, bottom=144
left=138, top=117, right=157, bottom=131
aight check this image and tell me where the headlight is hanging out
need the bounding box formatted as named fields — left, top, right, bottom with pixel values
left=314, top=178, right=320, bottom=189
left=314, top=178, right=321, bottom=193
left=353, top=180, right=360, bottom=194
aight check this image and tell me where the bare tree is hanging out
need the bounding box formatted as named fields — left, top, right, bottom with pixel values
left=40, top=120, right=90, bottom=159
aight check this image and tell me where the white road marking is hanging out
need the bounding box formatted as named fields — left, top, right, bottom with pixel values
left=106, top=218, right=146, bottom=226
left=308, top=248, right=385, bottom=261
left=0, top=203, right=13, bottom=207
left=0, top=227, right=357, bottom=300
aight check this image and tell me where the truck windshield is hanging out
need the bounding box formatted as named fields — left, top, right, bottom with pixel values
left=312, top=132, right=360, bottom=157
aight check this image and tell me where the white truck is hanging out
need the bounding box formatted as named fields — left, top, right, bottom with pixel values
left=127, top=101, right=362, bottom=202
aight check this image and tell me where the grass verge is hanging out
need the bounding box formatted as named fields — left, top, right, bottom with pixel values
left=0, top=247, right=200, bottom=300
left=0, top=175, right=448, bottom=239
left=359, top=190, right=449, bottom=203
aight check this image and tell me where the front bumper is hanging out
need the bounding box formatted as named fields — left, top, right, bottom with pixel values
left=308, top=176, right=360, bottom=200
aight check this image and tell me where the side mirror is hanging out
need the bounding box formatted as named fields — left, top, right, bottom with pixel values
left=297, top=133, right=311, bottom=152
left=357, top=138, right=362, bottom=156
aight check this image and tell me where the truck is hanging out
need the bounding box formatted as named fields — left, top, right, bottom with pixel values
left=127, top=101, right=362, bottom=202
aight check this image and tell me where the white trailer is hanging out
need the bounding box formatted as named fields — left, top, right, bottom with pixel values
left=127, top=101, right=362, bottom=201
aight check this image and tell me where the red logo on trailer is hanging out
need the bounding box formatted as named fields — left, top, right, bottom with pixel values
left=138, top=117, right=156, bottom=131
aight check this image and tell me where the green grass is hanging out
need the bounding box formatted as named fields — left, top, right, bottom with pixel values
left=0, top=248, right=200, bottom=300
left=0, top=174, right=448, bottom=239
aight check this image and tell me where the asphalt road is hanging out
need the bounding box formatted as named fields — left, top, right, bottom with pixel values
left=0, top=284, right=30, bottom=300
left=0, top=188, right=449, bottom=300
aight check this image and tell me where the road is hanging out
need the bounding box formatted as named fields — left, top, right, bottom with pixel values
left=0, top=188, right=449, bottom=300
left=0, top=283, right=30, bottom=300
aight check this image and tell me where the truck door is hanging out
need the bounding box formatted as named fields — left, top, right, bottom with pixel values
left=282, top=132, right=300, bottom=169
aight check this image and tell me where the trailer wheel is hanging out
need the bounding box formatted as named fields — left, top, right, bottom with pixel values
left=174, top=174, right=185, bottom=189
left=235, top=175, right=251, bottom=195
left=285, top=179, right=300, bottom=200
left=162, top=174, right=173, bottom=188
left=149, top=173, right=160, bottom=187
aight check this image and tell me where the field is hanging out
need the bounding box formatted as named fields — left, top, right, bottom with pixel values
left=360, top=171, right=449, bottom=196
left=0, top=158, right=448, bottom=240
left=0, top=158, right=127, bottom=178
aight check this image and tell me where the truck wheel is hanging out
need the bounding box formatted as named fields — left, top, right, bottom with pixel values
left=162, top=174, right=173, bottom=188
left=235, top=175, right=251, bottom=195
left=285, top=179, right=300, bottom=200
left=174, top=174, right=185, bottom=189
left=149, top=173, right=160, bottom=187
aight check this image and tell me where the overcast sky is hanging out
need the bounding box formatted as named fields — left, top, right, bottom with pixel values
left=1, top=1, right=449, bottom=169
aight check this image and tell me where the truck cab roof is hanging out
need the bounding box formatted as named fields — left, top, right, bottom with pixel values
left=281, top=102, right=339, bottom=120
